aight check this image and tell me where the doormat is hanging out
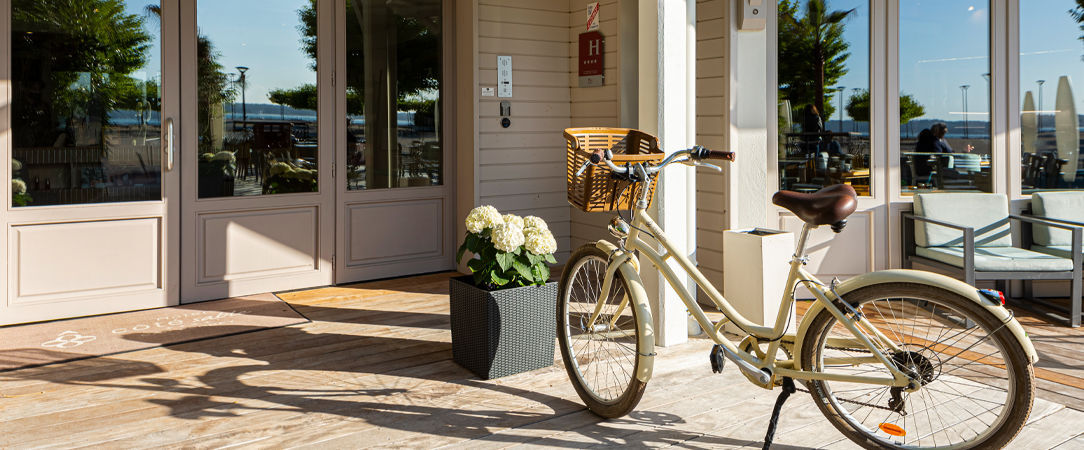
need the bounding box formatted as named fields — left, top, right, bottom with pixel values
left=0, top=293, right=309, bottom=372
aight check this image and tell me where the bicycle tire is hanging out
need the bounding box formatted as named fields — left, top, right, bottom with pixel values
left=800, top=282, right=1034, bottom=449
left=558, top=244, right=648, bottom=418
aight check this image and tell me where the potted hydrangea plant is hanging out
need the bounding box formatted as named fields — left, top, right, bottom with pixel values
left=450, top=205, right=559, bottom=379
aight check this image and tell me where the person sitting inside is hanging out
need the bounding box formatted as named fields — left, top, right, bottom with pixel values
left=913, top=128, right=939, bottom=180
left=801, top=104, right=824, bottom=156
left=930, top=122, right=954, bottom=153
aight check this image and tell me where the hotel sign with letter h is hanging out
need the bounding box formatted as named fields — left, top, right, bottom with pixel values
left=578, top=31, right=604, bottom=87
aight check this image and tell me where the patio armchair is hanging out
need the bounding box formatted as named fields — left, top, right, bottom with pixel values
left=902, top=193, right=1082, bottom=327
left=1024, top=191, right=1084, bottom=326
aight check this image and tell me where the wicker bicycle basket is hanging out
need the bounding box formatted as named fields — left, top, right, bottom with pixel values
left=565, top=127, right=664, bottom=212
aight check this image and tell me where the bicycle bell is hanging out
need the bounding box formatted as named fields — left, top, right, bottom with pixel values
left=608, top=216, right=630, bottom=239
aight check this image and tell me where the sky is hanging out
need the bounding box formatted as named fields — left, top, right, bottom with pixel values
left=123, top=0, right=1084, bottom=120
left=797, top=0, right=1084, bottom=126
left=124, top=0, right=316, bottom=105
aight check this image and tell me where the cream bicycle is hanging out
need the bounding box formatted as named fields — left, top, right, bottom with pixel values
left=559, top=132, right=1038, bottom=449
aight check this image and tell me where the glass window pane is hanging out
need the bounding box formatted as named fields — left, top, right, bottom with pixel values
left=777, top=0, right=870, bottom=196
left=900, top=1, right=991, bottom=193
left=11, top=0, right=162, bottom=207
left=197, top=0, right=318, bottom=198
left=1020, top=2, right=1084, bottom=192
left=346, top=0, right=442, bottom=190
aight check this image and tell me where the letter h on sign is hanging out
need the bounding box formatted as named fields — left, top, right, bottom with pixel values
left=578, top=31, right=604, bottom=88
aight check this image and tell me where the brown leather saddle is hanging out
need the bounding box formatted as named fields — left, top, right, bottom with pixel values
left=772, top=184, right=858, bottom=229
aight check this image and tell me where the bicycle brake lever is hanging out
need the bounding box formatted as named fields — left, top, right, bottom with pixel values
left=698, top=162, right=723, bottom=172
left=681, top=161, right=723, bottom=172
left=575, top=161, right=592, bottom=177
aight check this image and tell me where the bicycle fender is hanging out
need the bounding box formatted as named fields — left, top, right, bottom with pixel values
left=595, top=240, right=656, bottom=382
left=792, top=269, right=1038, bottom=371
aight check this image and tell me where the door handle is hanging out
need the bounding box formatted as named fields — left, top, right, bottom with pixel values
left=164, top=118, right=175, bottom=172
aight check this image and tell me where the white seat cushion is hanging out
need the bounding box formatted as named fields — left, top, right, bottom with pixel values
left=1031, top=191, right=1084, bottom=246
left=914, top=193, right=1012, bottom=247
left=1030, top=245, right=1081, bottom=260
left=916, top=246, right=1074, bottom=272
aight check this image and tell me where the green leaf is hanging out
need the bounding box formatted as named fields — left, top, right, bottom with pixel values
left=467, top=258, right=486, bottom=273
left=513, top=247, right=522, bottom=256
left=512, top=260, right=533, bottom=280
left=491, top=270, right=510, bottom=286
left=539, top=264, right=551, bottom=282
left=456, top=241, right=469, bottom=264
left=526, top=252, right=542, bottom=265
left=496, top=252, right=514, bottom=271
left=544, top=254, right=557, bottom=264
left=465, top=233, right=481, bottom=253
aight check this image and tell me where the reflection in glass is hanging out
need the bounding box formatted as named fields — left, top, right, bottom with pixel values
left=777, top=0, right=870, bottom=196
left=1020, top=2, right=1084, bottom=192
left=11, top=0, right=162, bottom=207
left=196, top=0, right=318, bottom=198
left=345, top=0, right=442, bottom=190
left=899, top=0, right=991, bottom=193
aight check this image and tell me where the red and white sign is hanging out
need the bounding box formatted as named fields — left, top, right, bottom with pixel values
left=586, top=2, right=600, bottom=31
left=578, top=31, right=604, bottom=87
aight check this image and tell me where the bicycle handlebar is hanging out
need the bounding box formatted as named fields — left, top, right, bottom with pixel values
left=584, top=146, right=734, bottom=177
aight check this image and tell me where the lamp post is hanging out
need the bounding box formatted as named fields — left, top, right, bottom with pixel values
left=1037, top=79, right=1046, bottom=131
left=236, top=66, right=249, bottom=131
left=851, top=87, right=861, bottom=132
left=230, top=78, right=238, bottom=131
left=960, top=84, right=971, bottom=139
left=983, top=73, right=991, bottom=137
left=835, top=86, right=846, bottom=132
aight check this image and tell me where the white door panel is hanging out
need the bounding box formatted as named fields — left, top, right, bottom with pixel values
left=179, top=0, right=334, bottom=302
left=1, top=1, right=180, bottom=325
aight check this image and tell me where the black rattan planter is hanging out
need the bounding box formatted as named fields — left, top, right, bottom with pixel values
left=449, top=275, right=557, bottom=379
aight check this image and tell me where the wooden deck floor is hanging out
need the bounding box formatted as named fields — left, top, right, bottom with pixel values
left=1, top=272, right=1082, bottom=448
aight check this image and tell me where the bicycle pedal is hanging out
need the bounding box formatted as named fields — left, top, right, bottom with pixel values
left=710, top=344, right=726, bottom=373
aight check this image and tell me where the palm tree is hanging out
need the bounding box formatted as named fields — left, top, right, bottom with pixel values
left=802, top=0, right=855, bottom=120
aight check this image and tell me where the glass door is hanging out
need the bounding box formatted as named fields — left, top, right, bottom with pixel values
left=333, top=0, right=454, bottom=283
left=773, top=0, right=890, bottom=278
left=1, top=0, right=180, bottom=325
left=179, top=0, right=334, bottom=301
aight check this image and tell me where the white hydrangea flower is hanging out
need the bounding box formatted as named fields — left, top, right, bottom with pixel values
left=523, top=215, right=547, bottom=231
left=12, top=159, right=22, bottom=172
left=491, top=223, right=525, bottom=252
left=11, top=179, right=27, bottom=195
left=502, top=214, right=524, bottom=229
left=465, top=205, right=503, bottom=234
left=525, top=227, right=557, bottom=255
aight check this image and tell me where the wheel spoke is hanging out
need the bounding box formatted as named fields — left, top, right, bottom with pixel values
left=806, top=288, right=1027, bottom=449
left=559, top=253, right=640, bottom=406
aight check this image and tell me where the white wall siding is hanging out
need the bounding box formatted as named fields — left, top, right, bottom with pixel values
left=477, top=0, right=573, bottom=261
left=696, top=0, right=730, bottom=294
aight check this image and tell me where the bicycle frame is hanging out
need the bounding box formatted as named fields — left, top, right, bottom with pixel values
left=586, top=186, right=913, bottom=389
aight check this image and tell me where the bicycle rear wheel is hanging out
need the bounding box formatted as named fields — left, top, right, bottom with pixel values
left=558, top=244, right=647, bottom=418
left=800, top=282, right=1034, bottom=449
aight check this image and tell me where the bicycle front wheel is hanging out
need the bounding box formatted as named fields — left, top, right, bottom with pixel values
left=800, top=282, right=1034, bottom=449
left=557, top=244, right=647, bottom=418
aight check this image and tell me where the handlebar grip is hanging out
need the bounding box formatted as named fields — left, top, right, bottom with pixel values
left=705, top=150, right=736, bottom=162
left=589, top=149, right=605, bottom=164
left=693, top=146, right=735, bottom=162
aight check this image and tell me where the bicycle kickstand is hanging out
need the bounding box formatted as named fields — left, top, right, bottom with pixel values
left=762, top=377, right=797, bottom=450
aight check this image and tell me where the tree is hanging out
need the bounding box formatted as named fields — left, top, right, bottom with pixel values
left=145, top=5, right=234, bottom=145
left=778, top=0, right=855, bottom=121
left=11, top=0, right=152, bottom=147
left=845, top=89, right=926, bottom=124
left=1071, top=0, right=1084, bottom=59
left=270, top=0, right=441, bottom=114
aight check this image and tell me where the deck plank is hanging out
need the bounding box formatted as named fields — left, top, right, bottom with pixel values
left=1, top=273, right=1082, bottom=449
